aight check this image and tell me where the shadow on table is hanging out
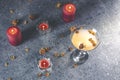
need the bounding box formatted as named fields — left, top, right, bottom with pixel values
left=22, top=25, right=39, bottom=44
left=75, top=0, right=103, bottom=21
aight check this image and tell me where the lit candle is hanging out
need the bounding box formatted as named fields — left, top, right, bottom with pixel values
left=62, top=3, right=76, bottom=22
left=38, top=22, right=49, bottom=31
left=6, top=26, right=22, bottom=46
left=38, top=58, right=50, bottom=69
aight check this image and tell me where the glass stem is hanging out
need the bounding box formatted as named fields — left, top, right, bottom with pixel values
left=71, top=49, right=89, bottom=64
left=78, top=50, right=86, bottom=58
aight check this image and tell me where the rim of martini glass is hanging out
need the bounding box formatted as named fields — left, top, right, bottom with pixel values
left=70, top=25, right=100, bottom=52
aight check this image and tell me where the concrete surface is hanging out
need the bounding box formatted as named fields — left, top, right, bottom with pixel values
left=0, top=0, right=120, bottom=80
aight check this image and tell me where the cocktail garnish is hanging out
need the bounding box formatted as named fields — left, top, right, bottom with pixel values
left=88, top=38, right=96, bottom=46
left=79, top=43, right=84, bottom=49
left=88, top=30, right=96, bottom=35
left=70, top=26, right=77, bottom=32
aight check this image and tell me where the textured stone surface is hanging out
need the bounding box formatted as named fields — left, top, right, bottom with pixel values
left=0, top=0, right=120, bottom=80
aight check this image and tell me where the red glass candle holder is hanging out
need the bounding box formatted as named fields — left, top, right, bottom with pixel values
left=38, top=58, right=50, bottom=69
left=6, top=26, right=22, bottom=46
left=62, top=3, right=76, bottom=22
left=38, top=58, right=52, bottom=73
left=38, top=22, right=49, bottom=31
left=37, top=22, right=52, bottom=35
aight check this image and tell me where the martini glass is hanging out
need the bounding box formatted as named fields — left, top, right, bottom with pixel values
left=70, top=26, right=100, bottom=64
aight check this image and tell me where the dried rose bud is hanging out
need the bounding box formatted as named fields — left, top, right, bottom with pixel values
left=60, top=52, right=65, bottom=57
left=56, top=2, right=62, bottom=8
left=89, top=38, right=93, bottom=42
left=70, top=26, right=77, bottom=32
left=53, top=52, right=59, bottom=57
left=88, top=38, right=96, bottom=46
left=68, top=47, right=73, bottom=51
left=10, top=55, right=16, bottom=61
left=88, top=30, right=96, bottom=35
left=39, top=48, right=46, bottom=55
left=75, top=30, right=79, bottom=33
left=44, top=47, right=51, bottom=52
left=9, top=9, right=14, bottom=14
left=25, top=48, right=29, bottom=53
left=73, top=63, right=78, bottom=68
left=4, top=62, right=9, bottom=67
left=29, top=14, right=36, bottom=20
left=45, top=72, right=50, bottom=77
left=92, top=42, right=96, bottom=46
left=23, top=20, right=28, bottom=24
left=11, top=19, right=19, bottom=26
left=79, top=43, right=84, bottom=49
left=37, top=73, right=42, bottom=77
left=88, top=38, right=92, bottom=41
left=7, top=77, right=12, bottom=80
left=91, top=40, right=94, bottom=43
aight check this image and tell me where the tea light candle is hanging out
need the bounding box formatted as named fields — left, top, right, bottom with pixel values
left=38, top=22, right=49, bottom=31
left=6, top=26, right=22, bottom=46
left=62, top=3, right=76, bottom=22
left=38, top=58, right=50, bottom=69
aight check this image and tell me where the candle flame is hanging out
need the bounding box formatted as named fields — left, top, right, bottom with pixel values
left=43, top=62, right=46, bottom=67
left=9, top=27, right=17, bottom=35
left=65, top=4, right=76, bottom=13
left=68, top=6, right=72, bottom=9
left=42, top=25, right=45, bottom=30
left=11, top=29, right=14, bottom=32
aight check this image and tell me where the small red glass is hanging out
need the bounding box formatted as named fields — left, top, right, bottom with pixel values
left=6, top=26, right=22, bottom=46
left=38, top=22, right=49, bottom=31
left=38, top=58, right=52, bottom=73
left=62, top=3, right=76, bottom=22
left=38, top=58, right=50, bottom=69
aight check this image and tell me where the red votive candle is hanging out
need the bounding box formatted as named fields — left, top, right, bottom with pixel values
left=62, top=3, right=76, bottom=22
left=38, top=59, right=50, bottom=69
left=38, top=22, right=49, bottom=31
left=6, top=26, right=22, bottom=46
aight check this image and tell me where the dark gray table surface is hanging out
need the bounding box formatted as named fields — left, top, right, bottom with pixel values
left=0, top=0, right=120, bottom=80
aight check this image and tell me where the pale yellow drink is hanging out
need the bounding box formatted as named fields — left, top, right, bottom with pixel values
left=71, top=29, right=98, bottom=51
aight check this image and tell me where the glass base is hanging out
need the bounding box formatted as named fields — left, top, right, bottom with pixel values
left=70, top=49, right=89, bottom=64
left=39, top=66, right=52, bottom=74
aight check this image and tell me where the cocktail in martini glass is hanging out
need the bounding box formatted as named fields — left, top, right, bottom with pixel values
left=70, top=26, right=99, bottom=64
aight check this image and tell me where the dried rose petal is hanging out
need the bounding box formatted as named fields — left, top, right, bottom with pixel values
left=79, top=43, right=84, bottom=49
left=73, top=63, right=78, bottom=68
left=37, top=73, right=42, bottom=77
left=23, top=20, right=28, bottom=24
left=7, top=77, right=12, bottom=80
left=4, top=62, right=9, bottom=67
left=56, top=2, right=62, bottom=8
left=68, top=47, right=73, bottom=51
left=88, top=30, right=96, bottom=35
left=39, top=48, right=46, bottom=55
left=53, top=52, right=59, bottom=57
left=60, top=52, right=65, bottom=57
left=70, top=26, right=77, bottom=32
left=11, top=19, right=19, bottom=26
left=75, top=30, right=79, bottom=33
left=9, top=9, right=14, bottom=14
left=29, top=14, right=36, bottom=20
left=10, top=55, right=16, bottom=61
left=45, top=72, right=50, bottom=77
